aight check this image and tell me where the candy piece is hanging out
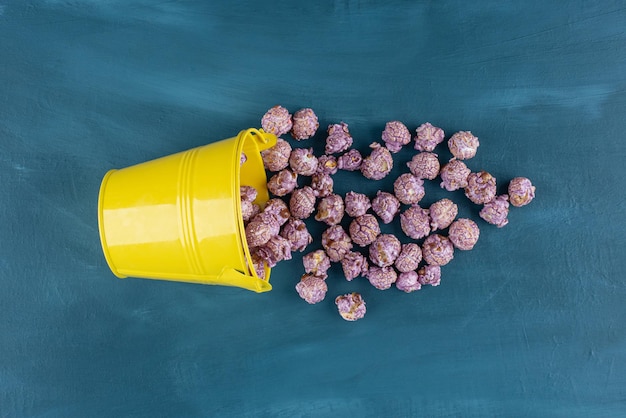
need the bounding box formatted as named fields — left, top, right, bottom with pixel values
left=291, top=108, right=319, bottom=140
left=267, top=169, right=298, bottom=197
left=448, top=131, right=479, bottom=160
left=315, top=194, right=345, bottom=226
left=245, top=216, right=279, bottom=248
left=263, top=198, right=291, bottom=226
left=325, top=122, right=353, bottom=154
left=371, top=191, right=400, bottom=224
left=241, top=200, right=260, bottom=223
left=393, top=173, right=425, bottom=205
left=240, top=152, right=247, bottom=165
left=335, top=293, right=367, bottom=321
left=369, top=234, right=401, bottom=267
left=289, top=186, right=316, bottom=219
left=289, top=148, right=318, bottom=176
left=303, top=249, right=331, bottom=276
left=340, top=251, right=369, bottom=281
left=394, top=243, right=422, bottom=273
left=407, top=152, right=440, bottom=180
left=261, top=138, right=292, bottom=172
left=280, top=218, right=313, bottom=252
left=337, top=149, right=363, bottom=171
left=479, top=195, right=510, bottom=228
left=395, top=271, right=422, bottom=293
left=321, top=225, right=353, bottom=262
left=440, top=159, right=471, bottom=191
left=295, top=274, right=328, bottom=304
left=254, top=235, right=292, bottom=268
left=261, top=105, right=293, bottom=136
left=240, top=186, right=258, bottom=202
left=381, top=121, right=411, bottom=153
left=349, top=214, right=380, bottom=247
left=366, top=266, right=397, bottom=290
left=246, top=212, right=282, bottom=238
left=310, top=173, right=334, bottom=198
left=316, top=155, right=338, bottom=175
left=508, top=177, right=536, bottom=207
left=344, top=191, right=371, bottom=218
left=465, top=171, right=497, bottom=204
left=250, top=252, right=266, bottom=280
left=414, top=122, right=445, bottom=152
left=448, top=218, right=480, bottom=250
left=399, top=206, right=430, bottom=240
left=361, top=143, right=393, bottom=180
left=422, top=234, right=454, bottom=266
left=429, top=198, right=458, bottom=231
left=417, top=264, right=441, bottom=286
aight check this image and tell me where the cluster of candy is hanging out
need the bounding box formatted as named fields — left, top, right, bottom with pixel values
left=242, top=106, right=535, bottom=321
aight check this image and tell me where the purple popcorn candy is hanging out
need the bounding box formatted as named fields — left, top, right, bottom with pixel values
left=241, top=200, right=260, bottom=223
left=422, top=234, right=454, bottom=266
left=254, top=235, right=292, bottom=268
left=321, top=225, right=353, bottom=262
left=316, top=155, right=338, bottom=175
left=381, top=121, right=411, bottom=153
left=349, top=214, right=381, bottom=247
left=439, top=159, right=471, bottom=191
left=335, top=292, right=367, bottom=321
left=240, top=152, right=247, bottom=166
left=280, top=217, right=313, bottom=252
left=371, top=191, right=400, bottom=224
left=325, top=122, right=353, bottom=154
left=448, top=218, right=480, bottom=250
left=465, top=171, right=497, bottom=205
left=250, top=212, right=281, bottom=236
left=245, top=216, right=279, bottom=248
left=394, top=243, right=423, bottom=273
left=250, top=252, right=266, bottom=280
left=393, top=173, right=426, bottom=205
left=429, top=198, right=458, bottom=231
left=267, top=169, right=298, bottom=197
left=508, top=177, right=536, bottom=207
left=289, top=186, right=316, bottom=219
left=337, top=149, right=363, bottom=171
left=369, top=234, right=401, bottom=267
left=344, top=191, right=371, bottom=218
left=366, top=266, right=398, bottom=290
left=414, top=122, right=445, bottom=152
left=418, top=264, right=441, bottom=286
left=310, top=173, right=334, bottom=198
left=240, top=185, right=258, bottom=202
left=262, top=138, right=292, bottom=172
left=289, top=148, right=319, bottom=176
left=361, top=143, right=393, bottom=180
left=295, top=273, right=328, bottom=304
left=407, top=152, right=441, bottom=180
left=400, top=206, right=431, bottom=240
left=479, top=195, right=510, bottom=228
left=340, top=251, right=369, bottom=281
left=303, top=249, right=331, bottom=276
left=291, top=108, right=319, bottom=140
left=261, top=105, right=293, bottom=136
left=395, top=271, right=422, bottom=293
left=263, top=198, right=291, bottom=226
left=448, top=131, right=479, bottom=160
left=315, top=194, right=345, bottom=226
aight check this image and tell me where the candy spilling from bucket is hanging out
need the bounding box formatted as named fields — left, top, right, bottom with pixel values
left=97, top=128, right=278, bottom=293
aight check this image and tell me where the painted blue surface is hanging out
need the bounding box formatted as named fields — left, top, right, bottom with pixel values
left=1, top=1, right=625, bottom=416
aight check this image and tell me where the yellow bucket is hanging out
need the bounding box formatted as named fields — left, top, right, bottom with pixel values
left=97, top=128, right=277, bottom=293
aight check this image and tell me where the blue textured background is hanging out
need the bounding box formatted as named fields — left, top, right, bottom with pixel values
left=1, top=1, right=625, bottom=417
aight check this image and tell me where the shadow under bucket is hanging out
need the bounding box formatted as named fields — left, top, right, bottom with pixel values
left=97, top=128, right=277, bottom=293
